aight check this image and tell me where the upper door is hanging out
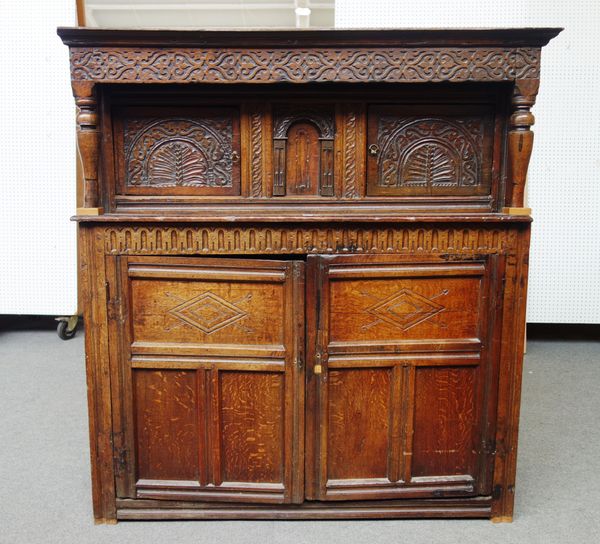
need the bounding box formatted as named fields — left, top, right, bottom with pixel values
left=108, top=256, right=304, bottom=504
left=305, top=254, right=503, bottom=501
left=366, top=104, right=498, bottom=199
left=112, top=105, right=241, bottom=196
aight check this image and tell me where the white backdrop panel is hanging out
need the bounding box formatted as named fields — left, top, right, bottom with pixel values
left=336, top=0, right=600, bottom=323
left=0, top=1, right=76, bottom=315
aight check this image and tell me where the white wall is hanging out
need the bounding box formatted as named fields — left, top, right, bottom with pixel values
left=0, top=1, right=76, bottom=315
left=336, top=0, right=600, bottom=323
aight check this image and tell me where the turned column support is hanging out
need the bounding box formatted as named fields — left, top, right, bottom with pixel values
left=73, top=82, right=102, bottom=213
left=506, top=79, right=539, bottom=210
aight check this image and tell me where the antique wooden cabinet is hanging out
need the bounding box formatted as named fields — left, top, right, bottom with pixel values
left=58, top=27, right=560, bottom=523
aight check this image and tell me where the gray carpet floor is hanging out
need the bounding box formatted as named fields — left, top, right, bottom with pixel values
left=0, top=329, right=598, bottom=544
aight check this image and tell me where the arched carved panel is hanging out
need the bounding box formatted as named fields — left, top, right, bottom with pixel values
left=285, top=122, right=321, bottom=195
left=379, top=119, right=480, bottom=188
left=272, top=106, right=335, bottom=197
left=116, top=107, right=241, bottom=195
left=367, top=106, right=494, bottom=197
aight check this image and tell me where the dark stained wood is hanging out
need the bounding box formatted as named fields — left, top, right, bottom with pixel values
left=62, top=27, right=559, bottom=523
left=57, top=27, right=562, bottom=48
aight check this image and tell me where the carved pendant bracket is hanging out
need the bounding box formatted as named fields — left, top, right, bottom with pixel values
left=74, top=85, right=101, bottom=210
left=508, top=80, right=538, bottom=207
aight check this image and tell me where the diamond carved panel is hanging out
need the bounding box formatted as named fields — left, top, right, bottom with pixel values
left=366, top=288, right=444, bottom=331
left=168, top=291, right=247, bottom=334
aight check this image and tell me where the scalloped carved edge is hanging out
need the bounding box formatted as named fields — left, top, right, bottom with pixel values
left=69, top=47, right=540, bottom=84
left=103, top=226, right=516, bottom=255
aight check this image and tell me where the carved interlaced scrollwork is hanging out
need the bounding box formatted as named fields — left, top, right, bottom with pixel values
left=70, top=47, right=540, bottom=84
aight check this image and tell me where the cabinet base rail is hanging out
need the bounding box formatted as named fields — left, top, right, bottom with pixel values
left=114, top=497, right=493, bottom=521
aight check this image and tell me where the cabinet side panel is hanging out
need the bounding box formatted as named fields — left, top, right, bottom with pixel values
left=80, top=225, right=117, bottom=522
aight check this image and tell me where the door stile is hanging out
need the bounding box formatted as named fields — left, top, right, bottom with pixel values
left=477, top=254, right=505, bottom=495
left=196, top=369, right=210, bottom=487
left=315, top=257, right=331, bottom=499
left=399, top=364, right=417, bottom=484
left=304, top=255, right=319, bottom=500
left=387, top=364, right=404, bottom=483
left=290, top=261, right=306, bottom=504
left=107, top=255, right=138, bottom=498
left=208, top=366, right=223, bottom=487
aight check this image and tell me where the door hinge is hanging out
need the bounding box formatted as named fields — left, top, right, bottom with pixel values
left=493, top=484, right=503, bottom=500
left=114, top=447, right=127, bottom=473
left=482, top=439, right=496, bottom=455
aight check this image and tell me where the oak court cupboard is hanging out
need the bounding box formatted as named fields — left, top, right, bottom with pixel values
left=58, top=26, right=561, bottom=523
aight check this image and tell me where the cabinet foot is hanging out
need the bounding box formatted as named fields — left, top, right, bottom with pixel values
left=491, top=515, right=513, bottom=523
left=94, top=517, right=118, bottom=525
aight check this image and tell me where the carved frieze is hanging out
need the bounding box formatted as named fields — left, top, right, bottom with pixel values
left=123, top=117, right=235, bottom=188
left=69, top=47, right=541, bottom=84
left=103, top=225, right=515, bottom=255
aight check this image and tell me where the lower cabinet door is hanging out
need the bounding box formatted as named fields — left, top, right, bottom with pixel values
left=305, top=254, right=503, bottom=501
left=109, top=256, right=305, bottom=504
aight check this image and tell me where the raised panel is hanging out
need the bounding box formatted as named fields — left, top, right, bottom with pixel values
left=134, top=369, right=200, bottom=481
left=126, top=262, right=287, bottom=354
left=327, top=368, right=392, bottom=480
left=367, top=105, right=495, bottom=198
left=412, top=366, right=479, bottom=479
left=284, top=122, right=321, bottom=195
left=114, top=106, right=241, bottom=196
left=220, top=371, right=285, bottom=484
left=328, top=269, right=483, bottom=345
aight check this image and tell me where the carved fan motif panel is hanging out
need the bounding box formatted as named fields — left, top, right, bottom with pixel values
left=367, top=105, right=495, bottom=198
left=115, top=106, right=241, bottom=196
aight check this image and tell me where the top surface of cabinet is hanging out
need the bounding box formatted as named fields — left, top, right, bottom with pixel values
left=59, top=27, right=561, bottom=219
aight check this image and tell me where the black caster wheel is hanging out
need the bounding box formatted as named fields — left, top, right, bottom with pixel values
left=56, top=315, right=79, bottom=340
